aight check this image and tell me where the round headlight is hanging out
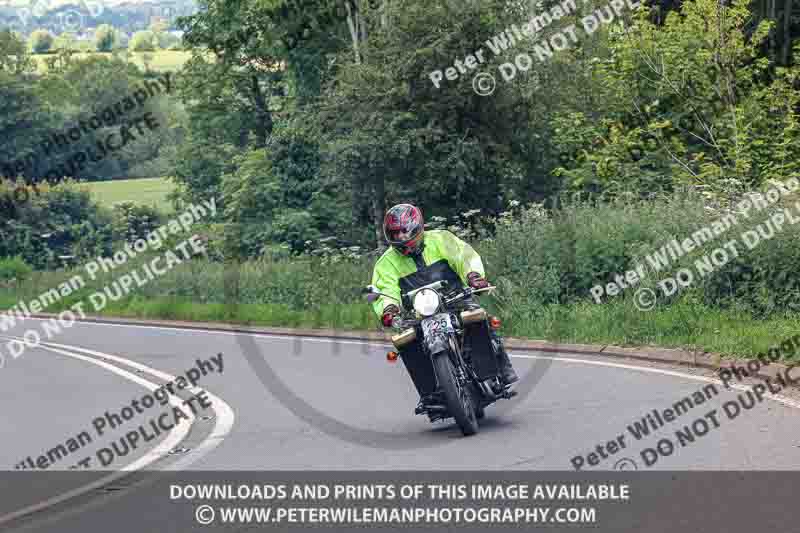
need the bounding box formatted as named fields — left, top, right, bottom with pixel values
left=413, top=288, right=441, bottom=317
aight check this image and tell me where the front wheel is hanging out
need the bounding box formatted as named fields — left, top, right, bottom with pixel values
left=433, top=352, right=479, bottom=436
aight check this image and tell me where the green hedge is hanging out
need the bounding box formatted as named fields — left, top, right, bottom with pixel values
left=0, top=180, right=115, bottom=269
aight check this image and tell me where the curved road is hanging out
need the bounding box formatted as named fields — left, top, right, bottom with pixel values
left=3, top=317, right=799, bottom=471
left=1, top=317, right=800, bottom=530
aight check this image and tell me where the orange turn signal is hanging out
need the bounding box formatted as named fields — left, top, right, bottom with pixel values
left=489, top=316, right=501, bottom=330
left=387, top=351, right=399, bottom=362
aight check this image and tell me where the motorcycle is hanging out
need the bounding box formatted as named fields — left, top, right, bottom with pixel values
left=364, top=280, right=517, bottom=436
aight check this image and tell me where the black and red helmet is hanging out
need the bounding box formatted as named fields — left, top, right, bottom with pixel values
left=383, top=203, right=424, bottom=256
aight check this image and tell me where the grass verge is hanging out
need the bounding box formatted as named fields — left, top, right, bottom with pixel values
left=2, top=290, right=798, bottom=363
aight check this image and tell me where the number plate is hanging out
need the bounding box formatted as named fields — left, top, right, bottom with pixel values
left=421, top=313, right=454, bottom=339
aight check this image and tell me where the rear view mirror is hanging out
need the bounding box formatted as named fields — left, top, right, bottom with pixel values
left=362, top=285, right=400, bottom=305
left=364, top=285, right=380, bottom=302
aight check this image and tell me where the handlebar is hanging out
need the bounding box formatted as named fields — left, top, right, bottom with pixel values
left=442, top=285, right=496, bottom=306
left=403, top=280, right=448, bottom=300
left=474, top=285, right=496, bottom=293
left=391, top=284, right=496, bottom=329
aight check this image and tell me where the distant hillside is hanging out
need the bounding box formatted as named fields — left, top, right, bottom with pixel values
left=0, top=0, right=199, bottom=36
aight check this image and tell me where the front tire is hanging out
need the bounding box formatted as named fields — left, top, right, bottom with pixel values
left=433, top=352, right=479, bottom=436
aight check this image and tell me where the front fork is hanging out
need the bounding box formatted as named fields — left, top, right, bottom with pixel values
left=418, top=322, right=466, bottom=388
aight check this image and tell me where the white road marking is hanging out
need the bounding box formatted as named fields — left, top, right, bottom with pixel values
left=2, top=316, right=382, bottom=347
left=510, top=352, right=800, bottom=410
left=39, top=339, right=235, bottom=471
left=0, top=335, right=235, bottom=525
left=7, top=317, right=800, bottom=410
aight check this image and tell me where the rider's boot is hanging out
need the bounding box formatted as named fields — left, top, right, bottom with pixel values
left=494, top=338, right=518, bottom=385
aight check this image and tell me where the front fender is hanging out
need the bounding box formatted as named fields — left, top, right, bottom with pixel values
left=423, top=332, right=450, bottom=356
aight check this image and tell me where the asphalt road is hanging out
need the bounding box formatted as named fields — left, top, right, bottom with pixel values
left=1, top=317, right=800, bottom=530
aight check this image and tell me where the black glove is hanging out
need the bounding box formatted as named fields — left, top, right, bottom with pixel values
left=381, top=304, right=400, bottom=327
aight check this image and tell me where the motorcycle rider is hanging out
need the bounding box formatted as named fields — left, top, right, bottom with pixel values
left=370, top=203, right=518, bottom=385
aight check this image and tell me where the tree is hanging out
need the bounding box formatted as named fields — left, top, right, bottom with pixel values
left=95, top=24, right=117, bottom=52
left=0, top=30, right=51, bottom=183
left=28, top=29, right=54, bottom=54
left=317, top=0, right=532, bottom=245
left=149, top=19, right=176, bottom=49
left=159, top=32, right=182, bottom=50
left=551, top=0, right=800, bottom=195
left=130, top=30, right=157, bottom=52
left=0, top=30, right=35, bottom=75
left=165, top=0, right=800, bottom=256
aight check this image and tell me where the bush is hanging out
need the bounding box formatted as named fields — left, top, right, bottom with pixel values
left=29, top=30, right=54, bottom=54
left=111, top=201, right=162, bottom=243
left=130, top=31, right=157, bottom=52
left=157, top=32, right=181, bottom=50
left=0, top=180, right=114, bottom=269
left=479, top=186, right=800, bottom=318
left=95, top=24, right=117, bottom=52
left=0, top=257, right=32, bottom=284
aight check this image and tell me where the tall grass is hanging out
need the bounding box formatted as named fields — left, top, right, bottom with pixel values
left=4, top=188, right=800, bottom=361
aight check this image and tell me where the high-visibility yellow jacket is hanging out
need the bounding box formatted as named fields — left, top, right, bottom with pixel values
left=370, top=230, right=485, bottom=317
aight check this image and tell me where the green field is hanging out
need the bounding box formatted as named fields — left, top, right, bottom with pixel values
left=85, top=177, right=176, bottom=212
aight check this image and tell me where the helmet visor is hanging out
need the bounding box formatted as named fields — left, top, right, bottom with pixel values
left=387, top=229, right=415, bottom=243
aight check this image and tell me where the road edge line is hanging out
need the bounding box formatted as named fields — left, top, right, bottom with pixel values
left=4, top=311, right=798, bottom=393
